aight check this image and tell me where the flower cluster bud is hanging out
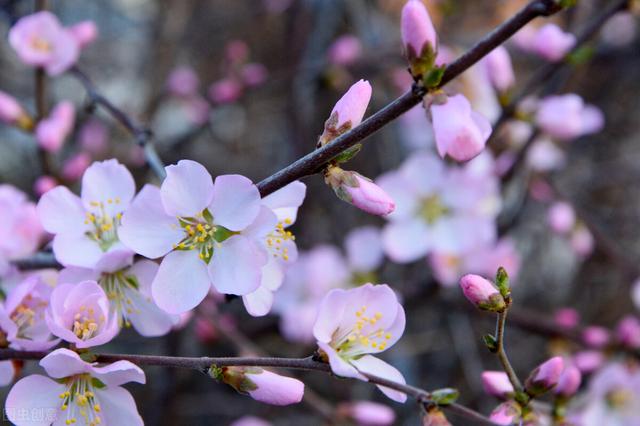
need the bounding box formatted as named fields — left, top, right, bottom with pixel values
left=324, top=165, right=395, bottom=216
left=459, top=274, right=506, bottom=312
left=401, top=0, right=438, bottom=79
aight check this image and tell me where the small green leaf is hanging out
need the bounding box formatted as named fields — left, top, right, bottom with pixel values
left=91, top=377, right=107, bottom=389
left=332, top=144, right=362, bottom=164
left=496, top=267, right=510, bottom=298
left=431, top=388, right=459, bottom=406
left=208, top=365, right=223, bottom=381
left=566, top=46, right=594, bottom=66
left=202, top=208, right=213, bottom=223
left=422, top=65, right=446, bottom=89
left=483, top=334, right=498, bottom=352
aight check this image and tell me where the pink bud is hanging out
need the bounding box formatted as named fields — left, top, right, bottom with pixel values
left=525, top=356, right=564, bottom=395
left=555, top=365, right=582, bottom=397
left=570, top=225, right=594, bottom=258
left=481, top=371, right=514, bottom=399
left=430, top=94, right=491, bottom=162
left=230, top=417, right=272, bottom=426
left=61, top=152, right=91, bottom=181
left=35, top=101, right=76, bottom=153
left=79, top=119, right=109, bottom=155
left=327, top=35, right=363, bottom=66
left=194, top=317, right=217, bottom=343
left=0, top=90, right=25, bottom=125
left=547, top=201, right=576, bottom=235
left=535, top=94, right=584, bottom=140
left=401, top=0, right=437, bottom=69
left=581, top=105, right=605, bottom=135
left=530, top=24, right=576, bottom=62
left=572, top=350, right=604, bottom=374
left=245, top=370, right=304, bottom=406
left=484, top=46, right=515, bottom=92
left=167, top=66, right=200, bottom=97
left=241, top=63, right=268, bottom=87
left=616, top=316, right=640, bottom=349
left=601, top=12, right=637, bottom=47
left=322, top=80, right=372, bottom=142
left=459, top=274, right=505, bottom=312
left=33, top=175, right=57, bottom=196
left=343, top=173, right=396, bottom=216
left=225, top=40, right=250, bottom=64
left=208, top=78, right=243, bottom=104
left=582, top=326, right=610, bottom=349
left=554, top=308, right=580, bottom=330
left=338, top=401, right=396, bottom=426
left=68, top=21, right=98, bottom=48
left=184, top=96, right=211, bottom=125
left=529, top=178, right=555, bottom=202
left=489, top=401, right=520, bottom=426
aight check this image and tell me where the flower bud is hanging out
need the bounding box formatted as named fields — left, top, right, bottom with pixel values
left=337, top=401, right=395, bottom=426
left=61, top=152, right=91, bottom=182
left=489, top=401, right=520, bottom=426
left=570, top=225, right=594, bottom=258
left=35, top=101, right=76, bottom=153
left=484, top=46, right=515, bottom=92
left=68, top=21, right=98, bottom=48
left=572, top=350, right=604, bottom=374
left=616, top=315, right=640, bottom=349
left=430, top=94, right=491, bottom=162
left=213, top=366, right=304, bottom=406
left=325, top=166, right=395, bottom=216
left=241, top=63, right=268, bottom=87
left=208, top=78, right=243, bottom=104
left=530, top=24, right=576, bottom=62
left=582, top=326, right=610, bottom=349
left=481, top=371, right=514, bottom=399
left=554, top=308, right=580, bottom=330
left=320, top=79, right=372, bottom=145
left=459, top=274, right=506, bottom=312
left=525, top=356, right=564, bottom=396
left=327, top=35, right=362, bottom=66
left=0, top=90, right=32, bottom=130
left=547, top=201, right=576, bottom=235
left=33, top=175, right=57, bottom=196
left=554, top=365, right=581, bottom=398
left=167, top=66, right=200, bottom=97
left=401, top=0, right=438, bottom=78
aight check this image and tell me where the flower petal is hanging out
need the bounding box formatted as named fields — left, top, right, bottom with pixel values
left=161, top=159, right=214, bottom=217
left=52, top=233, right=104, bottom=268
left=36, top=186, right=87, bottom=234
left=381, top=219, right=431, bottom=263
left=90, top=361, right=146, bottom=386
left=95, top=386, right=144, bottom=426
left=312, top=288, right=349, bottom=343
left=261, top=181, right=306, bottom=223
left=5, top=375, right=64, bottom=426
left=152, top=250, right=211, bottom=314
left=242, top=286, right=274, bottom=317
left=210, top=174, right=261, bottom=231
left=119, top=184, right=183, bottom=259
left=318, top=341, right=365, bottom=380
left=39, top=348, right=89, bottom=378
left=0, top=360, right=15, bottom=386
left=208, top=235, right=266, bottom=295
left=350, top=355, right=407, bottom=403
left=81, top=159, right=135, bottom=217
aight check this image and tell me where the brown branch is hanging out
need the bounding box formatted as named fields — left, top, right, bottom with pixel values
left=255, top=0, right=565, bottom=197
left=0, top=348, right=496, bottom=425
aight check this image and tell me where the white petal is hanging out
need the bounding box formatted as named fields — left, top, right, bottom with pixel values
left=96, top=386, right=143, bottom=426
left=351, top=355, right=407, bottom=403
left=209, top=174, right=261, bottom=231
left=242, top=286, right=275, bottom=317
left=36, top=186, right=87, bottom=234
left=161, top=159, right=214, bottom=217
left=52, top=233, right=104, bottom=268
left=381, top=219, right=431, bottom=263
left=5, top=375, right=64, bottom=426
left=208, top=235, right=266, bottom=295
left=81, top=159, right=135, bottom=217
left=261, top=181, right=306, bottom=223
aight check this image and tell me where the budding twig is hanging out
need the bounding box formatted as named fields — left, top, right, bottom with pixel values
left=495, top=307, right=524, bottom=393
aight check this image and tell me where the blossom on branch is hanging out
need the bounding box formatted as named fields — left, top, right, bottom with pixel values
left=319, top=79, right=372, bottom=146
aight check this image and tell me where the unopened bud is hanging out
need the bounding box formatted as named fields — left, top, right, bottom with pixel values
left=319, top=79, right=372, bottom=146
left=525, top=356, right=564, bottom=396
left=211, top=366, right=304, bottom=406
left=490, top=401, right=520, bottom=426
left=481, top=371, right=514, bottom=399
left=325, top=166, right=395, bottom=216
left=459, top=274, right=506, bottom=312
left=554, top=365, right=581, bottom=398
left=615, top=315, right=640, bottom=349
left=401, top=0, right=438, bottom=79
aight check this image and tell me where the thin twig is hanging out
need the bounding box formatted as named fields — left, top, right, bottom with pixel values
left=68, top=66, right=167, bottom=180
left=0, top=348, right=496, bottom=425
left=495, top=308, right=524, bottom=393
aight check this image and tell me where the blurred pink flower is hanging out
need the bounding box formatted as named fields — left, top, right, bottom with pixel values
left=554, top=308, right=580, bottom=330
left=490, top=401, right=520, bottom=425
left=536, top=94, right=604, bottom=140
left=0, top=90, right=26, bottom=126
left=208, top=78, right=243, bottom=104
left=0, top=361, right=15, bottom=387
left=327, top=35, right=362, bottom=66
left=313, top=284, right=407, bottom=402
left=525, top=356, right=564, bottom=395
left=0, top=185, right=44, bottom=261
left=35, top=101, right=76, bottom=153
left=616, top=316, right=640, bottom=349
left=6, top=348, right=145, bottom=426
left=601, top=12, right=637, bottom=46
left=526, top=138, right=566, bottom=172
left=555, top=364, right=582, bottom=397
left=338, top=401, right=396, bottom=425
left=430, top=94, right=492, bottom=162
left=9, top=11, right=80, bottom=75
left=33, top=175, right=57, bottom=197
left=230, top=416, right=272, bottom=426
left=582, top=326, right=611, bottom=349
left=119, top=160, right=269, bottom=314
left=529, top=23, right=576, bottom=62
left=79, top=119, right=109, bottom=155
left=481, top=371, right=514, bottom=399
left=241, top=63, right=268, bottom=87
left=182, top=95, right=211, bottom=125
left=572, top=350, right=605, bottom=374
left=36, top=159, right=135, bottom=269
left=166, top=66, right=200, bottom=97
left=225, top=40, right=249, bottom=64
left=483, top=46, right=515, bottom=92
left=570, top=224, right=594, bottom=258
left=68, top=20, right=98, bottom=48
left=345, top=226, right=384, bottom=273
left=61, top=152, right=92, bottom=182
left=547, top=201, right=576, bottom=235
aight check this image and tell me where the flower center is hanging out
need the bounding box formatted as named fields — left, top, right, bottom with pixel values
left=10, top=295, right=47, bottom=338
left=99, top=270, right=142, bottom=329
left=173, top=209, right=237, bottom=263
left=266, top=219, right=295, bottom=261
left=84, top=199, right=122, bottom=251
left=334, top=305, right=393, bottom=356
left=58, top=374, right=103, bottom=426
left=30, top=36, right=52, bottom=52
left=419, top=194, right=449, bottom=225
left=72, top=306, right=105, bottom=341
left=606, top=389, right=633, bottom=409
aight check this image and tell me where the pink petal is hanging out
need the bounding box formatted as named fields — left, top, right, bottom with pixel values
left=350, top=355, right=407, bottom=403
left=208, top=235, right=266, bottom=295
left=90, top=361, right=146, bottom=386
left=261, top=181, right=306, bottom=223
left=243, top=286, right=275, bottom=317
left=39, top=348, right=89, bottom=378
left=96, top=386, right=144, bottom=426
left=81, top=159, right=135, bottom=217
left=210, top=174, right=261, bottom=231
left=161, top=160, right=214, bottom=217
left=36, top=186, right=87, bottom=234
left=5, top=374, right=64, bottom=426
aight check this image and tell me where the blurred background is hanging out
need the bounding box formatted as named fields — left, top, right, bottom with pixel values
left=1, top=0, right=639, bottom=424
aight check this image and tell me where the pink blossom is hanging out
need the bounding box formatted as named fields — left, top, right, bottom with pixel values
left=0, top=275, right=59, bottom=350
left=58, top=255, right=178, bottom=337
left=525, top=356, right=564, bottom=395
left=313, top=284, right=407, bottom=402
left=0, top=90, right=27, bottom=126
left=555, top=364, right=582, bottom=397
left=225, top=40, right=250, bottom=64
left=547, top=201, right=576, bottom=235
left=5, top=348, right=145, bottom=426
left=61, top=152, right=91, bottom=182
left=378, top=152, right=499, bottom=263
left=570, top=225, right=594, bottom=258
left=230, top=416, right=272, bottom=426
left=554, top=308, right=580, bottom=330
left=483, top=46, right=515, bottom=92
left=0, top=361, right=15, bottom=387
left=79, top=119, right=109, bottom=155
left=430, top=94, right=492, bottom=162
left=33, top=175, right=57, bottom=197
left=490, top=401, right=520, bottom=426
left=8, top=11, right=80, bottom=75
left=194, top=317, right=217, bottom=343
left=36, top=159, right=135, bottom=269
left=327, top=35, right=362, bottom=66
left=616, top=316, right=640, bottom=349
left=0, top=185, right=44, bottom=261
left=536, top=94, right=604, bottom=140
left=338, top=401, right=396, bottom=425
left=166, top=66, right=200, bottom=97
left=208, top=78, right=243, bottom=104
left=345, top=226, right=384, bottom=273
left=530, top=23, right=576, bottom=62
left=582, top=325, right=610, bottom=349
left=35, top=101, right=76, bottom=153
left=217, top=366, right=304, bottom=406
left=459, top=274, right=505, bottom=312
left=320, top=80, right=372, bottom=143
left=242, top=181, right=307, bottom=317
left=45, top=280, right=119, bottom=348
left=119, top=160, right=272, bottom=314
left=401, top=0, right=438, bottom=74
left=241, top=63, right=269, bottom=87
left=481, top=371, right=514, bottom=399
left=526, top=138, right=566, bottom=172
left=329, top=169, right=395, bottom=216
left=601, top=12, right=637, bottom=46
left=68, top=20, right=98, bottom=48
left=183, top=95, right=211, bottom=125
left=572, top=350, right=605, bottom=374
